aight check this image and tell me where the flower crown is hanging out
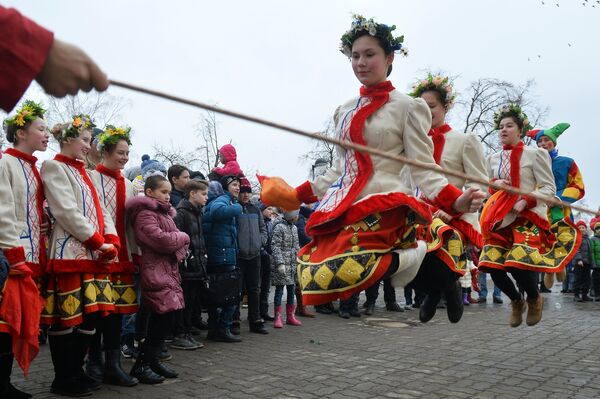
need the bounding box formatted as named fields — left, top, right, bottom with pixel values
left=409, top=74, right=456, bottom=109
left=4, top=100, right=46, bottom=128
left=340, top=14, right=408, bottom=58
left=493, top=103, right=533, bottom=132
left=57, top=114, right=96, bottom=142
left=97, top=125, right=132, bottom=152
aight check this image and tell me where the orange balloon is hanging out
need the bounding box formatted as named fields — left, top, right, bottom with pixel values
left=257, top=175, right=301, bottom=211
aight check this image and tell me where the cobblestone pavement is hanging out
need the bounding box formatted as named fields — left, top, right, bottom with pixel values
left=12, top=287, right=600, bottom=399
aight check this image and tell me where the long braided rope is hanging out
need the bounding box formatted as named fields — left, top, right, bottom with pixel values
left=109, top=79, right=599, bottom=216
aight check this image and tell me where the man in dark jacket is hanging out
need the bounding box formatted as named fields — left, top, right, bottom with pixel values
left=234, top=178, right=268, bottom=334
left=172, top=180, right=209, bottom=350
left=573, top=220, right=593, bottom=302
left=168, top=164, right=190, bottom=208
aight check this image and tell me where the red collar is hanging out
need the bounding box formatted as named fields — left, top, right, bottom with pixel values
left=96, top=163, right=124, bottom=180
left=54, top=154, right=85, bottom=170
left=428, top=124, right=452, bottom=137
left=503, top=141, right=524, bottom=150
left=360, top=80, right=395, bottom=97
left=4, top=148, right=38, bottom=165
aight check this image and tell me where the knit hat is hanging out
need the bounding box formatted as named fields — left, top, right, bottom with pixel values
left=240, top=177, right=252, bottom=193
left=526, top=122, right=570, bottom=144
left=576, top=220, right=587, bottom=229
left=592, top=217, right=600, bottom=230
left=283, top=209, right=299, bottom=222
left=220, top=175, right=241, bottom=191
left=140, top=154, right=167, bottom=178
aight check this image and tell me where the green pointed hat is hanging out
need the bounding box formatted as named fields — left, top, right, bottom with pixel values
left=526, top=122, right=570, bottom=144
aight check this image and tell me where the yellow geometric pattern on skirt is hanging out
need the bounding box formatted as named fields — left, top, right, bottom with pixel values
left=427, top=217, right=467, bottom=273
left=480, top=219, right=579, bottom=272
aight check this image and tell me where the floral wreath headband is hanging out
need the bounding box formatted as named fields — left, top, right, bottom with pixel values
left=493, top=103, right=533, bottom=132
left=409, top=74, right=456, bottom=109
left=3, top=100, right=46, bottom=129
left=56, top=114, right=96, bottom=142
left=97, top=125, right=132, bottom=152
left=340, top=14, right=408, bottom=59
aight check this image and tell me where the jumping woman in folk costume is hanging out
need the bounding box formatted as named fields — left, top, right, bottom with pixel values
left=41, top=115, right=120, bottom=397
left=525, top=123, right=585, bottom=290
left=87, top=126, right=139, bottom=387
left=478, top=104, right=581, bottom=327
left=260, top=15, right=484, bottom=307
left=407, top=74, right=488, bottom=324
left=0, top=101, right=48, bottom=399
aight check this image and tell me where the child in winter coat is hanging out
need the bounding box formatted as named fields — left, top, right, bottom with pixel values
left=271, top=209, right=302, bottom=328
left=589, top=220, right=600, bottom=300
left=208, top=144, right=244, bottom=181
left=573, top=220, right=593, bottom=301
left=126, top=175, right=190, bottom=384
left=172, top=179, right=209, bottom=350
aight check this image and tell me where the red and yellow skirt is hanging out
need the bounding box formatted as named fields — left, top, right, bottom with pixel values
left=297, top=207, right=421, bottom=306
left=110, top=272, right=138, bottom=315
left=41, top=272, right=116, bottom=327
left=426, top=218, right=467, bottom=276
left=478, top=217, right=581, bottom=273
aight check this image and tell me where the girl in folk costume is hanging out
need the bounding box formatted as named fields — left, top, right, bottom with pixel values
left=87, top=126, right=139, bottom=387
left=260, top=15, right=484, bottom=307
left=525, top=123, right=585, bottom=290
left=478, top=104, right=581, bottom=327
left=41, top=115, right=120, bottom=397
left=407, top=74, right=488, bottom=324
left=0, top=101, right=48, bottom=399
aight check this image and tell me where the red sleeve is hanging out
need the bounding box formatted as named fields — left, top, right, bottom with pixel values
left=103, top=234, right=121, bottom=250
left=523, top=195, right=537, bottom=209
left=3, top=246, right=26, bottom=266
left=295, top=181, right=318, bottom=204
left=0, top=6, right=54, bottom=112
left=83, top=232, right=104, bottom=251
left=434, top=184, right=463, bottom=215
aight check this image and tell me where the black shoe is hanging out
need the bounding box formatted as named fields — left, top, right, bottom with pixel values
left=261, top=314, right=275, bottom=322
left=169, top=335, right=198, bottom=350
left=250, top=322, right=269, bottom=334
left=51, top=377, right=93, bottom=397
left=230, top=322, right=241, bottom=336
left=84, top=347, right=104, bottom=383
left=78, top=371, right=102, bottom=391
left=158, top=343, right=172, bottom=361
left=583, top=295, right=593, bottom=302
left=4, top=382, right=33, bottom=399
left=0, top=352, right=33, bottom=399
left=150, top=362, right=178, bottom=379
left=419, top=292, right=441, bottom=323
left=364, top=302, right=375, bottom=316
left=540, top=286, right=552, bottom=293
left=411, top=302, right=420, bottom=308
left=477, top=297, right=487, bottom=303
left=194, top=319, right=209, bottom=330
left=349, top=309, right=361, bottom=318
left=130, top=364, right=164, bottom=385
left=385, top=302, right=404, bottom=312
left=338, top=310, right=350, bottom=319
left=189, top=326, right=203, bottom=336
left=444, top=281, right=464, bottom=323
left=206, top=330, right=218, bottom=341
left=315, top=305, right=333, bottom=314
left=215, top=329, right=242, bottom=343
left=492, top=296, right=504, bottom=304
left=103, top=349, right=138, bottom=387
left=574, top=294, right=583, bottom=302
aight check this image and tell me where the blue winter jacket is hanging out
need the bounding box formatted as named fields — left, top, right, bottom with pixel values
left=203, top=190, right=243, bottom=267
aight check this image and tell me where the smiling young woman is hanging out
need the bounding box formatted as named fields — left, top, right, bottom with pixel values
left=478, top=104, right=581, bottom=328
left=260, top=15, right=484, bottom=308
left=0, top=100, right=49, bottom=398
left=40, top=115, right=120, bottom=396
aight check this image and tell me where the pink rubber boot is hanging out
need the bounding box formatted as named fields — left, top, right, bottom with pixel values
left=274, top=305, right=283, bottom=328
left=286, top=304, right=302, bottom=326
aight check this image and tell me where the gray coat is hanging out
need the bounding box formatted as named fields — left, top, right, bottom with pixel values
left=236, top=202, right=267, bottom=260
left=574, top=235, right=593, bottom=266
left=270, top=217, right=300, bottom=286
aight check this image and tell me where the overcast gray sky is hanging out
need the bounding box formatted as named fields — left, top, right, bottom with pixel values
left=6, top=0, right=599, bottom=210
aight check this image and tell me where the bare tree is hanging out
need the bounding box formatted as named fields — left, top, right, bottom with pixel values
left=44, top=91, right=128, bottom=128
left=299, top=118, right=336, bottom=170
left=456, top=78, right=549, bottom=152
left=194, top=110, right=221, bottom=176
left=152, top=141, right=202, bottom=169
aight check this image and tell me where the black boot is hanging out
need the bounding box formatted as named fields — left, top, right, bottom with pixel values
left=103, top=349, right=138, bottom=387
left=444, top=280, right=464, bottom=323
left=49, top=332, right=92, bottom=397
left=74, top=330, right=102, bottom=391
left=419, top=291, right=441, bottom=323
left=214, top=329, right=242, bottom=343
left=84, top=332, right=104, bottom=382
left=146, top=343, right=178, bottom=379
left=130, top=342, right=164, bottom=384
left=0, top=351, right=32, bottom=399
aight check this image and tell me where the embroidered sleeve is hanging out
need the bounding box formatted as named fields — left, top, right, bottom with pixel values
left=531, top=149, right=557, bottom=206
left=0, top=161, right=23, bottom=256
left=41, top=160, right=104, bottom=249
left=462, top=134, right=488, bottom=193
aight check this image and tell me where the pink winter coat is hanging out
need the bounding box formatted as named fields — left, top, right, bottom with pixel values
left=212, top=144, right=244, bottom=177
left=125, top=195, right=190, bottom=314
